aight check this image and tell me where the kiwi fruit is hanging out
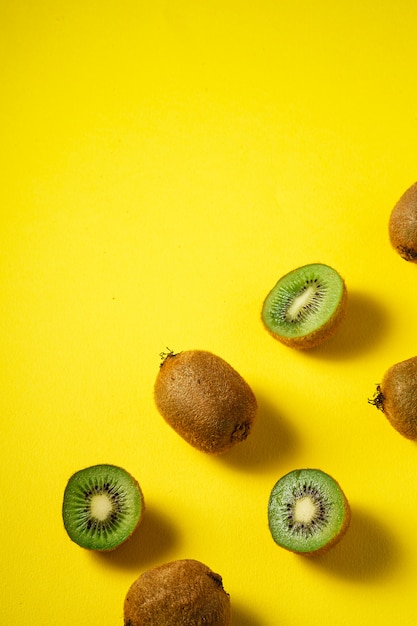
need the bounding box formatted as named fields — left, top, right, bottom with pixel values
left=154, top=349, right=257, bottom=454
left=389, top=182, right=417, bottom=262
left=368, top=355, right=417, bottom=440
left=62, top=464, right=144, bottom=551
left=268, top=468, right=351, bottom=555
left=124, top=559, right=231, bottom=626
left=261, top=263, right=348, bottom=349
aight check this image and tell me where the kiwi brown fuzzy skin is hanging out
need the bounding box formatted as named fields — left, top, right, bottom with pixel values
left=154, top=350, right=257, bottom=454
left=369, top=356, right=417, bottom=440
left=389, top=182, right=417, bottom=262
left=124, top=559, right=231, bottom=626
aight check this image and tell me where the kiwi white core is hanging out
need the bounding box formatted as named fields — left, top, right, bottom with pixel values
left=91, top=494, right=113, bottom=521
left=286, top=285, right=322, bottom=322
left=294, top=496, right=317, bottom=524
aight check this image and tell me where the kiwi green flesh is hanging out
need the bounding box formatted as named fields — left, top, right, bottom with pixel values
left=124, top=559, right=231, bottom=626
left=62, top=464, right=143, bottom=551
left=268, top=469, right=350, bottom=555
left=369, top=356, right=417, bottom=440
left=262, top=263, right=346, bottom=348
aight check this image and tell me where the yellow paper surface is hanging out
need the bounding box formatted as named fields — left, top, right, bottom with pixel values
left=2, top=1, right=417, bottom=624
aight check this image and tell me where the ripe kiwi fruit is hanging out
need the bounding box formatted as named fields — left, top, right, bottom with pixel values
left=124, top=559, right=231, bottom=626
left=154, top=349, right=257, bottom=454
left=368, top=356, right=417, bottom=440
left=261, top=263, right=347, bottom=349
left=389, top=181, right=417, bottom=262
left=268, top=468, right=351, bottom=556
left=62, top=464, right=144, bottom=551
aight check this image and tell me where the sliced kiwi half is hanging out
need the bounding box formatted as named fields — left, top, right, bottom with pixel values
left=368, top=355, right=417, bottom=440
left=62, top=464, right=144, bottom=551
left=268, top=468, right=350, bottom=555
left=124, top=559, right=231, bottom=626
left=261, top=263, right=347, bottom=349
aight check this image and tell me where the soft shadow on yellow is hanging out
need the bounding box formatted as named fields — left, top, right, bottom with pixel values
left=218, top=391, right=301, bottom=473
left=307, top=291, right=390, bottom=360
left=93, top=505, right=180, bottom=571
left=303, top=506, right=401, bottom=581
left=231, top=602, right=268, bottom=626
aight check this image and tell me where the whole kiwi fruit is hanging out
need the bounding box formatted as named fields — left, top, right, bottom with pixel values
left=389, top=181, right=417, bottom=262
left=154, top=349, right=257, bottom=454
left=261, top=263, right=348, bottom=349
left=124, top=559, right=231, bottom=626
left=368, top=355, right=417, bottom=439
left=62, top=464, right=144, bottom=551
left=268, top=468, right=350, bottom=556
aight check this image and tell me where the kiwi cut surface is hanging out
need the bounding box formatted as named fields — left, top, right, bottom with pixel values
left=124, top=559, right=231, bottom=626
left=62, top=464, right=144, bottom=551
left=154, top=349, right=257, bottom=454
left=369, top=356, right=417, bottom=440
left=261, top=263, right=347, bottom=349
left=389, top=182, right=417, bottom=262
left=268, top=468, right=350, bottom=555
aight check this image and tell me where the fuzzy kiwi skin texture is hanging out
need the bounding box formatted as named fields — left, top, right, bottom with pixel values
left=154, top=350, right=257, bottom=454
left=124, top=559, right=231, bottom=626
left=369, top=356, right=417, bottom=440
left=389, top=182, right=417, bottom=262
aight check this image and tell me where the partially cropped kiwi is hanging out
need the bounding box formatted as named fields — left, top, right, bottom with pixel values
left=368, top=356, right=417, bottom=440
left=62, top=464, right=144, bottom=551
left=268, top=468, right=350, bottom=555
left=124, top=559, right=231, bottom=626
left=154, top=349, right=257, bottom=454
left=261, top=263, right=347, bottom=349
left=389, top=182, right=417, bottom=262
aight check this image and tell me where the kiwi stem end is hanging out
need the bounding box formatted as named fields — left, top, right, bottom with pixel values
left=368, top=385, right=385, bottom=412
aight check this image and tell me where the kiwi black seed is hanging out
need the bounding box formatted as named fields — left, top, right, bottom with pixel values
left=268, top=468, right=351, bottom=555
left=389, top=182, right=417, bottom=262
left=153, top=349, right=257, bottom=454
left=124, top=559, right=231, bottom=626
left=368, top=356, right=417, bottom=440
left=62, top=464, right=144, bottom=551
left=261, top=263, right=347, bottom=349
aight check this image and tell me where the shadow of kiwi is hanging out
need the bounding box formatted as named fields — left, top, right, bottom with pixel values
left=94, top=505, right=180, bottom=570
left=305, top=291, right=390, bottom=360
left=230, top=602, right=268, bottom=626
left=219, top=392, right=300, bottom=473
left=302, top=506, right=401, bottom=581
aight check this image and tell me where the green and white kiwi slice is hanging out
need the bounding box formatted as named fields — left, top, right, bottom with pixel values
left=268, top=468, right=350, bottom=555
left=62, top=464, right=144, bottom=551
left=261, top=263, right=347, bottom=349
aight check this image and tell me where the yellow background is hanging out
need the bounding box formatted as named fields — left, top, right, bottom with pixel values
left=2, top=1, right=417, bottom=624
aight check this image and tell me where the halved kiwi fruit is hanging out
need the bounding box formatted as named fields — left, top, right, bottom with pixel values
left=368, top=356, right=417, bottom=440
left=154, top=349, right=257, bottom=454
left=62, top=464, right=144, bottom=551
left=389, top=181, right=417, bottom=262
left=124, top=559, right=231, bottom=626
left=268, top=468, right=350, bottom=555
left=261, top=263, right=347, bottom=349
